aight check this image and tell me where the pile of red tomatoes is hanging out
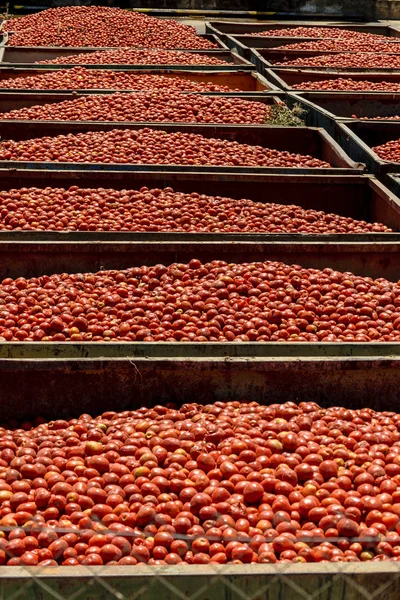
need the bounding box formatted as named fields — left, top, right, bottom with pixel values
left=4, top=6, right=217, bottom=50
left=0, top=68, right=239, bottom=93
left=1, top=400, right=400, bottom=566
left=0, top=259, right=399, bottom=342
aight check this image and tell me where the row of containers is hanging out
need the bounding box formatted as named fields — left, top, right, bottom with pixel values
left=1, top=14, right=400, bottom=596
left=206, top=20, right=400, bottom=184
left=0, top=20, right=399, bottom=420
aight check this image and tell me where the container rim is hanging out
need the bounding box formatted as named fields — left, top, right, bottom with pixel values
left=0, top=341, right=400, bottom=360
left=1, top=561, right=400, bottom=577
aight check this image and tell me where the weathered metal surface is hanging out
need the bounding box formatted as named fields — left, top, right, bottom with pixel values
left=0, top=238, right=399, bottom=280
left=6, top=354, right=400, bottom=425
left=387, top=173, right=400, bottom=198
left=0, top=344, right=400, bottom=420
left=335, top=121, right=400, bottom=178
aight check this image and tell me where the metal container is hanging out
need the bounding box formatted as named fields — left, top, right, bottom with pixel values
left=286, top=92, right=400, bottom=140
left=225, top=32, right=400, bottom=58
left=0, top=47, right=252, bottom=70
left=267, top=67, right=400, bottom=91
left=0, top=180, right=398, bottom=434
left=0, top=169, right=396, bottom=235
left=335, top=121, right=400, bottom=178
left=0, top=90, right=284, bottom=113
left=0, top=67, right=278, bottom=94
left=2, top=233, right=400, bottom=278
left=252, top=48, right=400, bottom=72
left=1, top=340, right=400, bottom=420
left=0, top=123, right=363, bottom=175
left=0, top=170, right=398, bottom=279
left=288, top=91, right=400, bottom=125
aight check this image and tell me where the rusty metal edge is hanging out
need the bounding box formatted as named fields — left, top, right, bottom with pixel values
left=0, top=342, right=399, bottom=360
left=1, top=561, right=400, bottom=576
left=335, top=122, right=400, bottom=177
